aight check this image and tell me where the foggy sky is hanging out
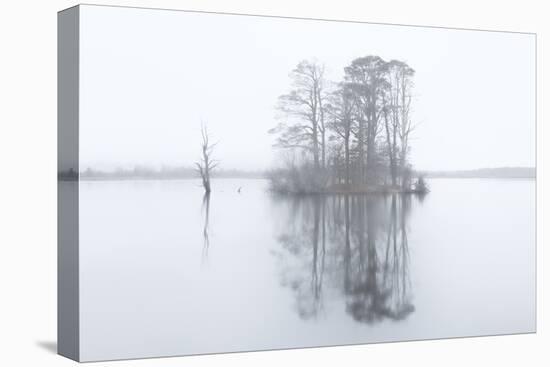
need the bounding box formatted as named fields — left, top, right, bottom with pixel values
left=79, top=5, right=535, bottom=172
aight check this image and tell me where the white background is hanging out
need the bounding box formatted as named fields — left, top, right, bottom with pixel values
left=0, top=0, right=546, bottom=366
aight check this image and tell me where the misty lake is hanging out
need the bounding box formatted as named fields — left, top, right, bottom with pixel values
left=76, top=178, right=535, bottom=360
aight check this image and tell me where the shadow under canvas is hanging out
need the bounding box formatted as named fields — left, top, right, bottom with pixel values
left=36, top=341, right=57, bottom=354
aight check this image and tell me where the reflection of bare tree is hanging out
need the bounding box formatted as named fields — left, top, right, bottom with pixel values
left=201, top=193, right=211, bottom=262
left=345, top=196, right=385, bottom=323
left=273, top=193, right=417, bottom=324
left=380, top=195, right=412, bottom=319
left=274, top=196, right=327, bottom=319
left=311, top=199, right=327, bottom=312
left=346, top=194, right=414, bottom=323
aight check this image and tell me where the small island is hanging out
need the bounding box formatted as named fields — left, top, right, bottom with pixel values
left=267, top=57, right=427, bottom=196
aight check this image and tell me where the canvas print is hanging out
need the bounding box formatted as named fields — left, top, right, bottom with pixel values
left=58, top=4, right=536, bottom=362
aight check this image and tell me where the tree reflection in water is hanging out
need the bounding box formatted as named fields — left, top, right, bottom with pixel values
left=274, top=197, right=327, bottom=318
left=201, top=193, right=211, bottom=263
left=273, top=193, right=416, bottom=324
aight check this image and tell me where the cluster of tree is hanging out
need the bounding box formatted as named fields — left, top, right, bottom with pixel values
left=274, top=194, right=415, bottom=322
left=269, top=57, right=427, bottom=194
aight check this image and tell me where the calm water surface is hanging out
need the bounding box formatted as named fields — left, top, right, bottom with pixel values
left=78, top=178, right=535, bottom=360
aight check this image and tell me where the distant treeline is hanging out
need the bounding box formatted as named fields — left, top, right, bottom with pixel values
left=77, top=166, right=267, bottom=180
left=423, top=167, right=535, bottom=179
left=58, top=166, right=535, bottom=181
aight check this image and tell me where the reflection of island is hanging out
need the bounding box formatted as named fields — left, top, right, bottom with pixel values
left=273, top=193, right=416, bottom=324
left=268, top=58, right=428, bottom=195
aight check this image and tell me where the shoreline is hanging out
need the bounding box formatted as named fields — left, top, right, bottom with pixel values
left=59, top=176, right=536, bottom=182
left=270, top=187, right=429, bottom=196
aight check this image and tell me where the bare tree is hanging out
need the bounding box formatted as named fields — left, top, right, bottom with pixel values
left=383, top=60, right=415, bottom=188
left=396, top=64, right=415, bottom=189
left=327, top=83, right=356, bottom=187
left=344, top=56, right=388, bottom=185
left=382, top=84, right=400, bottom=188
left=379, top=60, right=415, bottom=188
left=195, top=124, right=218, bottom=194
left=316, top=68, right=329, bottom=169
left=270, top=60, right=328, bottom=169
